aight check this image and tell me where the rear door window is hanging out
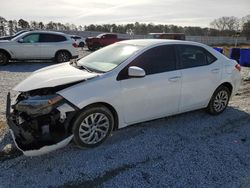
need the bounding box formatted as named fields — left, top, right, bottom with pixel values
left=177, top=45, right=217, bottom=69
left=39, top=34, right=67, bottom=42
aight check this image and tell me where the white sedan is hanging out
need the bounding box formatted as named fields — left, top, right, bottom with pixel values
left=7, top=39, right=241, bottom=156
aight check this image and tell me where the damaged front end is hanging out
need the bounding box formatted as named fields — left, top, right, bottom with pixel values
left=6, top=86, right=79, bottom=156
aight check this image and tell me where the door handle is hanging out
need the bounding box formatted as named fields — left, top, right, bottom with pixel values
left=168, top=76, right=181, bottom=82
left=211, top=68, right=220, bottom=73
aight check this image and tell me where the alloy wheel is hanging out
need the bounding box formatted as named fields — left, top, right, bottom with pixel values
left=213, top=90, right=229, bottom=112
left=78, top=113, right=110, bottom=144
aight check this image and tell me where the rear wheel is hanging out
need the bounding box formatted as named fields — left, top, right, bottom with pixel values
left=55, top=51, right=71, bottom=63
left=72, top=106, right=114, bottom=148
left=92, top=43, right=100, bottom=51
left=78, top=42, right=85, bottom=48
left=0, top=51, right=9, bottom=66
left=207, top=86, right=231, bottom=115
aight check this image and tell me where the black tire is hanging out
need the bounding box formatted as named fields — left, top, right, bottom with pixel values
left=87, top=45, right=95, bottom=51
left=55, top=51, right=71, bottom=63
left=78, top=42, right=85, bottom=48
left=207, top=85, right=231, bottom=115
left=72, top=105, right=114, bottom=148
left=0, top=51, right=9, bottom=66
left=88, top=43, right=100, bottom=51
left=92, top=43, right=100, bottom=51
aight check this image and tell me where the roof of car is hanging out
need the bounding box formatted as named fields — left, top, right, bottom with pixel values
left=118, top=39, right=204, bottom=47
left=22, top=30, right=68, bottom=36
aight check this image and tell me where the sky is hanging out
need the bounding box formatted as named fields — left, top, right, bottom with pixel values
left=1, top=0, right=249, bottom=27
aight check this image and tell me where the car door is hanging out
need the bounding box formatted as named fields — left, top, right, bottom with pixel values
left=118, top=45, right=181, bottom=124
left=39, top=34, right=67, bottom=59
left=14, top=33, right=41, bottom=59
left=177, top=45, right=221, bottom=112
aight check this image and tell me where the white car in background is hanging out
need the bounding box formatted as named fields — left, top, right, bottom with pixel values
left=6, top=39, right=241, bottom=156
left=70, top=35, right=85, bottom=48
left=0, top=31, right=78, bottom=65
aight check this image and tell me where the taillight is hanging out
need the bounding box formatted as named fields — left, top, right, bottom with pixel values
left=235, top=64, right=241, bottom=71
left=72, top=43, right=78, bottom=48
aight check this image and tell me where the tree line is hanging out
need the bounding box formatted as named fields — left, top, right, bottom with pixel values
left=0, top=15, right=249, bottom=38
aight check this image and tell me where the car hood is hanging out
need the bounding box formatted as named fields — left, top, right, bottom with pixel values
left=0, top=40, right=11, bottom=43
left=13, top=62, right=99, bottom=92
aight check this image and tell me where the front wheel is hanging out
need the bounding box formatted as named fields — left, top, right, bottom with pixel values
left=207, top=86, right=231, bottom=115
left=55, top=51, right=71, bottom=63
left=72, top=106, right=114, bottom=148
left=0, top=52, right=9, bottom=66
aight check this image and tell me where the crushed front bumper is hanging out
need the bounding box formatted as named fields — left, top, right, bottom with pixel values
left=6, top=92, right=74, bottom=156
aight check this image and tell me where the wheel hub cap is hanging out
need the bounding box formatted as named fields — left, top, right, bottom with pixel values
left=213, top=90, right=229, bottom=112
left=79, top=113, right=109, bottom=144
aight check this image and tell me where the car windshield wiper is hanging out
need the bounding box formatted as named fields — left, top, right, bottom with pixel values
left=70, top=59, right=106, bottom=73
left=70, top=59, right=92, bottom=72
left=79, top=65, right=93, bottom=73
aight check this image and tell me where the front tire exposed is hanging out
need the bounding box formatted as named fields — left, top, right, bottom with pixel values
left=55, top=51, right=71, bottom=63
left=72, top=105, right=114, bottom=148
left=0, top=51, right=9, bottom=66
left=207, top=85, right=231, bottom=115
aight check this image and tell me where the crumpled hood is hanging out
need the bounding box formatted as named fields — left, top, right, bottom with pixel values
left=13, top=62, right=99, bottom=92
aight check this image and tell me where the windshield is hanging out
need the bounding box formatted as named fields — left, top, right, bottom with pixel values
left=96, top=34, right=105, bottom=38
left=77, top=43, right=142, bottom=72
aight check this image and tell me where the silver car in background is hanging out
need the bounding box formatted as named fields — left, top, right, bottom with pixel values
left=0, top=31, right=79, bottom=65
left=70, top=35, right=85, bottom=48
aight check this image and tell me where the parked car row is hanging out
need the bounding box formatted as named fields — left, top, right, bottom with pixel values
left=0, top=30, right=189, bottom=65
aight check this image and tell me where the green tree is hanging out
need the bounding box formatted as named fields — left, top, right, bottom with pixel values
left=18, top=19, right=30, bottom=29
left=242, top=21, right=250, bottom=39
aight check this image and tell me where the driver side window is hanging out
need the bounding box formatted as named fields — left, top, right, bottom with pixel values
left=117, top=45, right=177, bottom=80
left=22, top=34, right=40, bottom=43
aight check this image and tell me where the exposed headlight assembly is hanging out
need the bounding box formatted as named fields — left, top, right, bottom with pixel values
left=14, top=94, right=63, bottom=116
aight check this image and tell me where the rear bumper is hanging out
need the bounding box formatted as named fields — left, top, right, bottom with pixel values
left=232, top=72, right=241, bottom=96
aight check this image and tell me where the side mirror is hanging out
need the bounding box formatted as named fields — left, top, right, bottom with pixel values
left=128, top=66, right=146, bottom=78
left=18, top=39, right=24, bottom=43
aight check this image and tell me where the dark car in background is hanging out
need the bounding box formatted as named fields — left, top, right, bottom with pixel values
left=85, top=33, right=126, bottom=51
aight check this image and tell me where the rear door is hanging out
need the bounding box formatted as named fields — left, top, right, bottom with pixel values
left=39, top=34, right=68, bottom=59
left=177, top=45, right=221, bottom=112
left=118, top=45, right=182, bottom=124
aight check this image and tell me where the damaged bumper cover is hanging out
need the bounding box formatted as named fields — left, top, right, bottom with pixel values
left=6, top=92, right=78, bottom=156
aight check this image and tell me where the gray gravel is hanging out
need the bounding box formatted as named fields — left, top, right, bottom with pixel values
left=0, top=54, right=250, bottom=188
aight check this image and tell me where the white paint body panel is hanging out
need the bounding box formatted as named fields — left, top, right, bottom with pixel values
left=13, top=62, right=98, bottom=92
left=13, top=39, right=241, bottom=130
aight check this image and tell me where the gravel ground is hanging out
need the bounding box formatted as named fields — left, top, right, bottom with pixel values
left=0, top=51, right=250, bottom=187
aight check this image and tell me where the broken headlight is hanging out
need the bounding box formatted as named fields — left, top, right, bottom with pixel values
left=14, top=94, right=63, bottom=116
